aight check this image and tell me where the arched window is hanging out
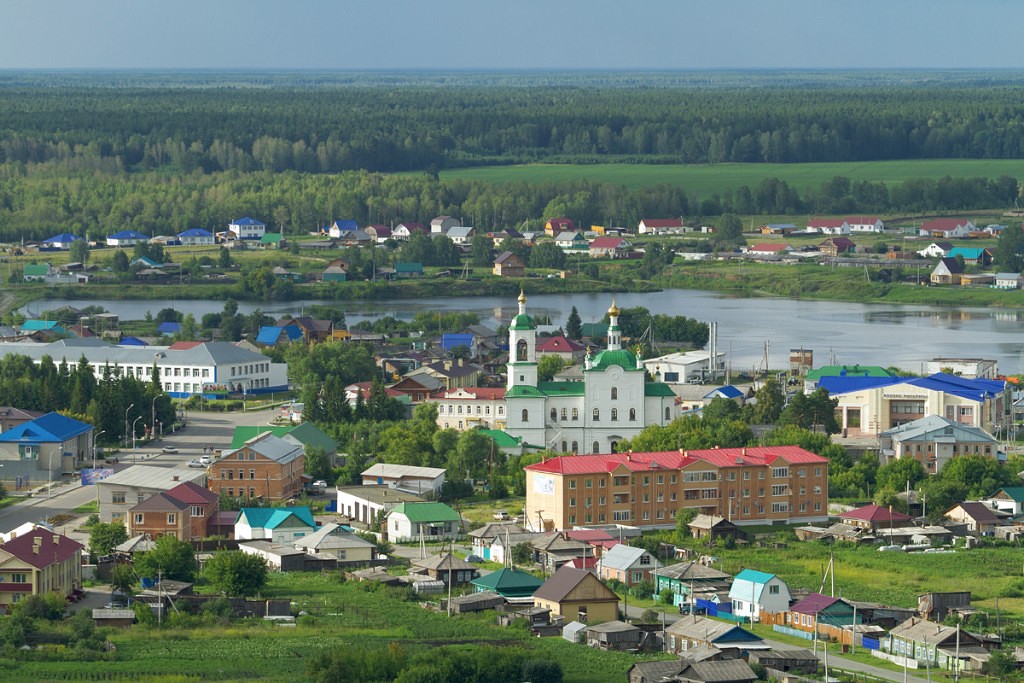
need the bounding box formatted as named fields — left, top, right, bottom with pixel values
left=665, top=406, right=671, bottom=420
left=561, top=407, right=568, bottom=421
left=522, top=409, right=529, bottom=422
left=610, top=387, right=618, bottom=400
left=516, top=338, right=528, bottom=361
left=561, top=440, right=567, bottom=452
left=611, top=408, right=618, bottom=421
left=550, top=408, right=557, bottom=422
left=610, top=440, right=618, bottom=453
left=571, top=441, right=579, bottom=453
left=593, top=408, right=600, bottom=421
left=629, top=408, right=636, bottom=421
left=572, top=408, right=579, bottom=421
left=592, top=441, right=600, bottom=453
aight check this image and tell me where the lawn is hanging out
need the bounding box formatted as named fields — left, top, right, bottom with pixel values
left=439, top=159, right=1024, bottom=194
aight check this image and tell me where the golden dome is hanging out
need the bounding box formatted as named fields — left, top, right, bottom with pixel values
left=608, top=300, right=620, bottom=317
left=518, top=290, right=527, bottom=305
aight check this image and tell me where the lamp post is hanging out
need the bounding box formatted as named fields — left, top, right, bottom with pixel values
left=124, top=404, right=134, bottom=449
left=132, top=416, right=143, bottom=459
left=151, top=395, right=159, bottom=440
left=92, top=430, right=106, bottom=470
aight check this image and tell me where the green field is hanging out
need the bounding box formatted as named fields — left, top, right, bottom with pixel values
left=441, top=160, right=1024, bottom=194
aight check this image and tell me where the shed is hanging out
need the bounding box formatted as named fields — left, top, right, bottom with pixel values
left=444, top=591, right=505, bottom=614
left=562, top=620, right=588, bottom=643
left=585, top=620, right=643, bottom=651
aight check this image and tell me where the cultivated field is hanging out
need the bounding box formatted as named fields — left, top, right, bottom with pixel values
left=441, top=160, right=1024, bottom=194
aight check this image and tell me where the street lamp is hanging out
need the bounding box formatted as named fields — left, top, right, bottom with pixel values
left=124, top=404, right=134, bottom=449
left=132, top=416, right=143, bottom=458
left=92, top=430, right=106, bottom=470
left=151, top=395, right=159, bottom=439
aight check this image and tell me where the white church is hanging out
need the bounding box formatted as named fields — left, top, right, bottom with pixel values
left=504, top=292, right=677, bottom=453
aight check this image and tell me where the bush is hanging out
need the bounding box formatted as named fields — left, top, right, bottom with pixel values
left=521, top=659, right=563, bottom=683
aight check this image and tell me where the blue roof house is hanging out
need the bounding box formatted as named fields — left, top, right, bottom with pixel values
left=228, top=217, right=266, bottom=240
left=42, top=233, right=82, bottom=250
left=327, top=220, right=359, bottom=238
left=157, top=322, right=181, bottom=337
left=728, top=569, right=791, bottom=622
left=234, top=507, right=316, bottom=544
left=255, top=324, right=303, bottom=347
left=106, top=230, right=150, bottom=247
left=441, top=333, right=475, bottom=356
left=178, top=228, right=215, bottom=246
left=0, top=412, right=94, bottom=481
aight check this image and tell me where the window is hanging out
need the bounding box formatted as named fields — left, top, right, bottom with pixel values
left=134, top=514, right=144, bottom=524
left=611, top=408, right=618, bottom=421
left=665, top=407, right=671, bottom=420
left=568, top=497, right=576, bottom=507
left=772, top=467, right=789, bottom=478
left=227, top=488, right=234, bottom=497
left=599, top=496, right=606, bottom=505
left=249, top=468, right=256, bottom=479
left=772, top=485, right=788, bottom=496
left=593, top=408, right=600, bottom=421
left=585, top=497, right=592, bottom=508
left=191, top=506, right=203, bottom=517
left=167, top=513, right=176, bottom=524
left=568, top=515, right=576, bottom=525
left=550, top=408, right=557, bottom=422
left=585, top=479, right=592, bottom=488
left=112, top=492, right=126, bottom=504
left=592, top=441, right=600, bottom=453
left=629, top=408, right=636, bottom=421
left=572, top=441, right=579, bottom=453
left=769, top=584, right=780, bottom=594
left=813, top=486, right=822, bottom=494
left=598, top=478, right=605, bottom=488
left=611, top=387, right=618, bottom=400
left=11, top=573, right=27, bottom=584
left=771, top=502, right=789, bottom=513
left=521, top=409, right=529, bottom=422
left=561, top=408, right=568, bottom=421
left=640, top=554, right=651, bottom=565
left=568, top=479, right=576, bottom=489
left=561, top=440, right=567, bottom=452
left=656, top=475, right=663, bottom=485
left=613, top=510, right=630, bottom=521
left=572, top=408, right=578, bottom=421
left=18, top=445, right=38, bottom=460
left=798, top=468, right=806, bottom=477
left=227, top=470, right=234, bottom=480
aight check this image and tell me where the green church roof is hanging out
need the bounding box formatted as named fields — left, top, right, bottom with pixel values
left=509, top=313, right=536, bottom=331
left=644, top=383, right=677, bottom=397
left=589, top=348, right=643, bottom=372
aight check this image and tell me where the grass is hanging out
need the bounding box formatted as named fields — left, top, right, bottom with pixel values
left=439, top=159, right=1024, bottom=194
left=71, top=500, right=99, bottom=514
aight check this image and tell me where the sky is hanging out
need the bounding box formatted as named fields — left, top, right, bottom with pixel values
left=0, top=0, right=1019, bottom=71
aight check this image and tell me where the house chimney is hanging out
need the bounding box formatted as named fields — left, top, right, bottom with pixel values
left=172, top=475, right=179, bottom=482
left=444, top=361, right=452, bottom=371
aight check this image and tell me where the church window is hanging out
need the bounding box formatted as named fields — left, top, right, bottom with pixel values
left=571, top=441, right=579, bottom=453
left=572, top=408, right=579, bottom=421
left=561, top=408, right=567, bottom=421
left=592, top=441, right=600, bottom=453
left=550, top=408, right=557, bottom=422
left=593, top=408, right=600, bottom=421
left=611, top=387, right=618, bottom=400
left=521, top=409, right=529, bottom=422
left=611, top=408, right=618, bottom=421
left=665, top=407, right=671, bottom=420
left=516, top=339, right=528, bottom=361
left=629, top=408, right=636, bottom=421
left=561, top=441, right=567, bottom=452
left=611, top=440, right=618, bottom=452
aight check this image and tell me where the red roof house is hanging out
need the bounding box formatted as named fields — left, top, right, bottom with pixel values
left=839, top=504, right=913, bottom=532
left=536, top=334, right=585, bottom=361
left=0, top=528, right=83, bottom=606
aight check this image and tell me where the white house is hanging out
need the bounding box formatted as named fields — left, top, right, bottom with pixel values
left=445, top=226, right=475, bottom=245
left=177, top=228, right=215, bottom=246
left=994, top=273, right=1022, bottom=290
left=433, top=387, right=506, bottom=431
left=336, top=485, right=425, bottom=526
left=597, top=544, right=662, bottom=587
left=361, top=464, right=446, bottom=495
left=807, top=218, right=850, bottom=235
left=42, top=233, right=82, bottom=250
left=386, top=502, right=461, bottom=543
left=291, top=522, right=377, bottom=563
left=234, top=507, right=316, bottom=543
left=327, top=219, right=358, bottom=238
left=729, top=569, right=790, bottom=622
left=845, top=216, right=885, bottom=232
left=228, top=217, right=266, bottom=240
left=917, top=242, right=954, bottom=258
left=919, top=219, right=974, bottom=239
left=106, top=230, right=150, bottom=247
left=638, top=218, right=687, bottom=235
left=642, top=350, right=727, bottom=385
left=431, top=216, right=460, bottom=234
left=393, top=222, right=427, bottom=240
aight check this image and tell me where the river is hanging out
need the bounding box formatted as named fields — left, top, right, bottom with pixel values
left=22, top=291, right=1024, bottom=375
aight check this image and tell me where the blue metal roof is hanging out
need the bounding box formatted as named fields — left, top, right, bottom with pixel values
left=21, top=320, right=63, bottom=332
left=256, top=326, right=284, bottom=345
left=118, top=336, right=148, bottom=346
left=706, top=385, right=743, bottom=400
left=734, top=568, right=776, bottom=584
left=44, top=233, right=80, bottom=243
left=0, top=412, right=92, bottom=444
left=108, top=230, right=149, bottom=239
left=331, top=219, right=358, bottom=232
left=441, top=333, right=474, bottom=351
left=157, top=322, right=181, bottom=335
left=236, top=506, right=316, bottom=530
left=821, top=373, right=1004, bottom=403
left=178, top=228, right=213, bottom=237
left=232, top=217, right=264, bottom=226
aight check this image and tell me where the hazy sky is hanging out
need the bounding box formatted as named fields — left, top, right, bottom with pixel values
left=0, top=0, right=1017, bottom=70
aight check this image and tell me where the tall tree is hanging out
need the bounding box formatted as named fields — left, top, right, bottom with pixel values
left=566, top=306, right=583, bottom=340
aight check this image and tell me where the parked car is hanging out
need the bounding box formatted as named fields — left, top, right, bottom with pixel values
left=161, top=446, right=178, bottom=454
left=465, top=554, right=485, bottom=563
left=199, top=454, right=212, bottom=466
left=103, top=601, right=124, bottom=609
left=187, top=459, right=204, bottom=468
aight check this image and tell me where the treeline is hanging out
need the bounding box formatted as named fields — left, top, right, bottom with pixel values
left=0, top=168, right=1017, bottom=245
left=9, top=85, right=1024, bottom=173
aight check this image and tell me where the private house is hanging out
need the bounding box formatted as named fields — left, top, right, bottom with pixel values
left=106, top=230, right=150, bottom=247
left=41, top=233, right=81, bottom=250
left=490, top=227, right=523, bottom=247
left=760, top=223, right=797, bottom=235
left=947, top=247, right=992, bottom=266
left=228, top=217, right=266, bottom=240
left=431, top=216, right=460, bottom=234
left=361, top=463, right=446, bottom=495
left=326, top=219, right=358, bottom=238
left=489, top=531, right=544, bottom=566
left=237, top=540, right=308, bottom=571
left=985, top=487, right=1024, bottom=516
left=471, top=567, right=543, bottom=599
left=234, top=506, right=317, bottom=543
left=961, top=273, right=996, bottom=288
left=408, top=358, right=483, bottom=390
left=653, top=561, right=733, bottom=609
left=389, top=374, right=443, bottom=403
left=532, top=565, right=618, bottom=624
left=588, top=236, right=631, bottom=258
left=630, top=660, right=758, bottom=683
left=880, top=416, right=1000, bottom=473
left=271, top=266, right=302, bottom=282
left=642, top=350, right=727, bottom=385
left=96, top=466, right=207, bottom=524
left=493, top=251, right=526, bottom=277
left=545, top=217, right=576, bottom=236
left=0, top=528, right=83, bottom=608
left=524, top=446, right=829, bottom=533
left=945, top=502, right=1001, bottom=536
left=994, top=273, right=1022, bottom=290
left=585, top=620, right=646, bottom=651
left=411, top=553, right=478, bottom=585
left=337, top=229, right=372, bottom=247
left=920, top=219, right=975, bottom=239
left=748, top=243, right=793, bottom=256
left=728, top=569, right=790, bottom=623
left=554, top=231, right=589, bottom=253
left=808, top=218, right=851, bottom=235
left=386, top=502, right=461, bottom=543
left=846, top=216, right=885, bottom=232
left=445, top=226, right=474, bottom=245
left=665, top=615, right=765, bottom=655
left=783, top=593, right=860, bottom=634
left=536, top=334, right=586, bottom=362
left=924, top=358, right=998, bottom=379
left=321, top=264, right=348, bottom=282
left=0, top=407, right=44, bottom=434
left=255, top=324, right=303, bottom=347
left=292, top=523, right=377, bottom=564
left=276, top=316, right=333, bottom=344
left=638, top=218, right=687, bottom=235
left=820, top=372, right=1008, bottom=438
left=395, top=262, right=424, bottom=278
left=177, top=228, right=215, bottom=246
left=818, top=237, right=857, bottom=256
left=22, top=264, right=53, bottom=282
left=0, top=338, right=288, bottom=399
left=394, top=222, right=428, bottom=240
left=433, top=387, right=506, bottom=431
left=336, top=485, right=424, bottom=526
left=468, top=522, right=526, bottom=560
left=883, top=617, right=988, bottom=672
left=838, top=504, right=913, bottom=533
left=687, top=514, right=746, bottom=542
left=931, top=258, right=965, bottom=285
left=126, top=480, right=219, bottom=541
left=260, top=233, right=284, bottom=249
left=207, top=433, right=305, bottom=503
left=917, top=241, right=954, bottom=258
left=0, top=412, right=94, bottom=480
left=597, top=544, right=662, bottom=586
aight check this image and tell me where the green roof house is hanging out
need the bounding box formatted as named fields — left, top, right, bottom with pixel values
left=988, top=487, right=1024, bottom=516
left=471, top=567, right=543, bottom=598
left=23, top=264, right=51, bottom=281
left=230, top=423, right=338, bottom=463
left=395, top=262, right=423, bottom=278
left=260, top=232, right=284, bottom=248
left=386, top=502, right=461, bottom=542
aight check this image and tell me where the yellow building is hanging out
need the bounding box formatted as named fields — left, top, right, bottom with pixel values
left=532, top=566, right=619, bottom=624
left=0, top=528, right=83, bottom=608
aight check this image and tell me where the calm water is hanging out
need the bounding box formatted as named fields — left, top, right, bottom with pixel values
left=23, top=291, right=1024, bottom=375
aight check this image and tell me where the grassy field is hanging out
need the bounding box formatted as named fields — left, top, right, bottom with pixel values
left=440, top=160, right=1024, bottom=194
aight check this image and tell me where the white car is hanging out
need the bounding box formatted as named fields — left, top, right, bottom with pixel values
left=187, top=459, right=204, bottom=468
left=199, top=454, right=212, bottom=466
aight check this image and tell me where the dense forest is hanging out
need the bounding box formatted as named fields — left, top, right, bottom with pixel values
left=2, top=73, right=1024, bottom=240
